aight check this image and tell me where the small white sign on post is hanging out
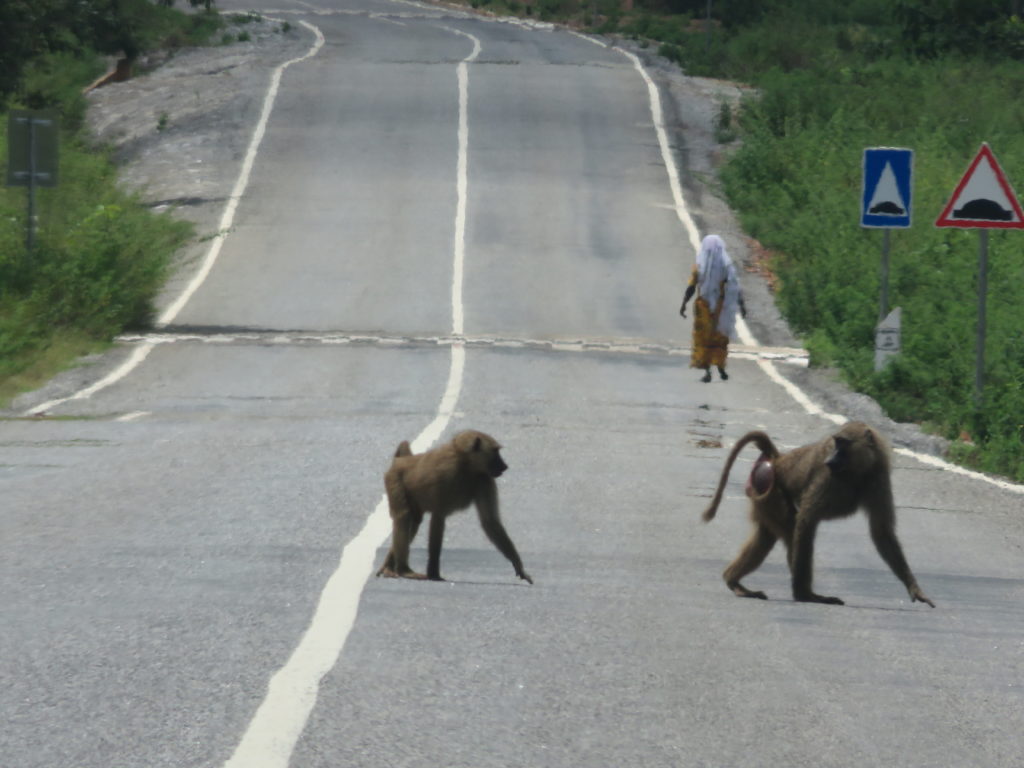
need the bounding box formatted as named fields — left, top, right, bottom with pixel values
left=875, top=307, right=901, bottom=372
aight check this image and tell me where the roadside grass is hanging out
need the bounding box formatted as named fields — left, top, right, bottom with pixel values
left=0, top=119, right=193, bottom=408
left=0, top=331, right=109, bottom=408
left=0, top=3, right=220, bottom=408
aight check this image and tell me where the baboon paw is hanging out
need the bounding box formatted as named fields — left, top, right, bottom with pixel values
left=518, top=571, right=534, bottom=585
left=728, top=582, right=767, bottom=600
left=911, top=589, right=935, bottom=608
left=795, top=593, right=844, bottom=605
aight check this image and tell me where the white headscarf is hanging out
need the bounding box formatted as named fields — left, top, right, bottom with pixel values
left=696, top=234, right=741, bottom=339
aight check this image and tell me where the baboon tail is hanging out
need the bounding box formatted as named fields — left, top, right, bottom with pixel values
left=394, top=440, right=412, bottom=458
left=702, top=431, right=779, bottom=522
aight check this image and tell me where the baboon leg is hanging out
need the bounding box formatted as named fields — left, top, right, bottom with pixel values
left=723, top=523, right=777, bottom=600
left=394, top=508, right=427, bottom=579
left=425, top=511, right=447, bottom=581
left=866, top=488, right=935, bottom=607
left=475, top=481, right=533, bottom=584
left=377, top=498, right=427, bottom=579
left=790, top=515, right=843, bottom=605
left=378, top=549, right=396, bottom=575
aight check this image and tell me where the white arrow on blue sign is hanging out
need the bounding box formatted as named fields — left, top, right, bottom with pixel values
left=861, top=147, right=913, bottom=228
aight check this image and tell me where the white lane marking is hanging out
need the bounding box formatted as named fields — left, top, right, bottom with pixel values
left=157, top=20, right=325, bottom=327
left=573, top=31, right=756, bottom=345
left=442, top=26, right=482, bottom=335
left=221, top=28, right=482, bottom=768
left=27, top=343, right=157, bottom=417
left=894, top=448, right=1024, bottom=494
left=21, top=20, right=326, bottom=418
left=115, top=411, right=150, bottom=422
left=591, top=34, right=1024, bottom=494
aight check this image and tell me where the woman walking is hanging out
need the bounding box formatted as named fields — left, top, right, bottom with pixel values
left=679, top=234, right=746, bottom=382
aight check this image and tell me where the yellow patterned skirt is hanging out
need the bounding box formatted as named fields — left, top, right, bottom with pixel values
left=690, top=296, right=730, bottom=369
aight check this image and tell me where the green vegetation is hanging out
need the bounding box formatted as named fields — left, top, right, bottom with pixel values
left=462, top=0, right=1024, bottom=479
left=696, top=2, right=1024, bottom=481
left=720, top=58, right=1024, bottom=481
left=688, top=1, right=1024, bottom=480
left=0, top=1, right=221, bottom=406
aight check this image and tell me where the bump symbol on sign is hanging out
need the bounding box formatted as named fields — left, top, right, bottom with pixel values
left=868, top=162, right=907, bottom=216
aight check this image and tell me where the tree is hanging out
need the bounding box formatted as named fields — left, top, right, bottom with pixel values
left=894, top=0, right=1024, bottom=58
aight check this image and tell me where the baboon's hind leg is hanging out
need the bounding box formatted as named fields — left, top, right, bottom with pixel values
left=723, top=524, right=777, bottom=600
left=377, top=505, right=426, bottom=579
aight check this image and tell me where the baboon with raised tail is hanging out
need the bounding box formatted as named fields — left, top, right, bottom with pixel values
left=703, top=422, right=933, bottom=607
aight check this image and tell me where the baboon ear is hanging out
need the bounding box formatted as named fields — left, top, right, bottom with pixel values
left=472, top=436, right=483, bottom=452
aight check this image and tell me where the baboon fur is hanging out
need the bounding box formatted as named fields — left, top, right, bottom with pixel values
left=703, top=421, right=934, bottom=607
left=376, top=430, right=533, bottom=584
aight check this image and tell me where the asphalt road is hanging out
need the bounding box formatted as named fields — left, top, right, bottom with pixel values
left=2, top=2, right=1022, bottom=767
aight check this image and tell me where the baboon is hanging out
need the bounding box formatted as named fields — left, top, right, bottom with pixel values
left=376, top=430, right=533, bottom=584
left=702, top=421, right=934, bottom=607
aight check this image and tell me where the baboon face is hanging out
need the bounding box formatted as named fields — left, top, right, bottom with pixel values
left=826, top=424, right=886, bottom=476
left=455, top=431, right=507, bottom=478
left=488, top=450, right=507, bottom=478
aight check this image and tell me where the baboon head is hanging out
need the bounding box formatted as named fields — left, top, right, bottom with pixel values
left=454, top=430, right=507, bottom=478
left=825, top=422, right=888, bottom=476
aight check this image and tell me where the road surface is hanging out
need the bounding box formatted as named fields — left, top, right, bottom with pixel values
left=2, top=2, right=1022, bottom=767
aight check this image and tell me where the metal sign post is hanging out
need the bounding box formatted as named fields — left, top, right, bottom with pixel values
left=862, top=147, right=913, bottom=368
left=975, top=230, right=988, bottom=405
left=935, top=142, right=1024, bottom=405
left=6, top=109, right=59, bottom=254
left=878, top=228, right=891, bottom=321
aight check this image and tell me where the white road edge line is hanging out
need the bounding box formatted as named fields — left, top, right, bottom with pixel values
left=573, top=32, right=1023, bottom=495
left=22, top=19, right=326, bottom=418
left=220, top=27, right=482, bottom=768
left=156, top=20, right=326, bottom=328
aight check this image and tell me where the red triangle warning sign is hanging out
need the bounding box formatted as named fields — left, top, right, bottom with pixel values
left=936, top=143, right=1024, bottom=229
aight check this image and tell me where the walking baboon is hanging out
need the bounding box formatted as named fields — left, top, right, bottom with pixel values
left=702, top=421, right=934, bottom=607
left=376, top=430, right=533, bottom=584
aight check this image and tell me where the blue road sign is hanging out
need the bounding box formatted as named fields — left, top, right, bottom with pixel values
left=861, top=147, right=913, bottom=228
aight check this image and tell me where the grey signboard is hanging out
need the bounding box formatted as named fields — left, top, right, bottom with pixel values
left=7, top=109, right=59, bottom=188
